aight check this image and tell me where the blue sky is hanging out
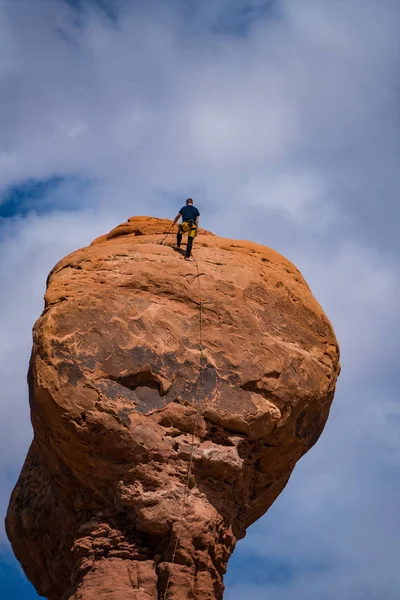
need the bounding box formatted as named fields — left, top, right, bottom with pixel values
left=0, top=0, right=399, bottom=598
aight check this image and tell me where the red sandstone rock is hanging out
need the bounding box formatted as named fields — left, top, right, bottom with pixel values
left=6, top=217, right=340, bottom=600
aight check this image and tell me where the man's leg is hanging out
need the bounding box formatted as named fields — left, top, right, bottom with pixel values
left=186, top=236, right=194, bottom=258
left=176, top=230, right=182, bottom=248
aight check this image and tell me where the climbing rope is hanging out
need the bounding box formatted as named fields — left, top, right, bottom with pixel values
left=162, top=251, right=205, bottom=600
left=159, top=223, right=176, bottom=246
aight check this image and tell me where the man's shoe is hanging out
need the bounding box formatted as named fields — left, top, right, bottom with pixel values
left=185, top=257, right=194, bottom=262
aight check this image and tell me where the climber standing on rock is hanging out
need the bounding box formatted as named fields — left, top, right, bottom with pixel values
left=172, top=198, right=200, bottom=262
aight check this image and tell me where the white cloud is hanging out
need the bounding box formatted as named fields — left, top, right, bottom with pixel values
left=0, top=0, right=398, bottom=237
left=0, top=1, right=399, bottom=597
left=244, top=170, right=328, bottom=223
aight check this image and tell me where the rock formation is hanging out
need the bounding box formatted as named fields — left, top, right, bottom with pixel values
left=6, top=216, right=340, bottom=600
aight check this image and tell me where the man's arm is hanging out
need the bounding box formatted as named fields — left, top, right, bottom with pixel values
left=195, top=209, right=200, bottom=227
left=173, top=212, right=182, bottom=226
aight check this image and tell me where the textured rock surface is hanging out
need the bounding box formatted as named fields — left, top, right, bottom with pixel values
left=6, top=216, right=340, bottom=600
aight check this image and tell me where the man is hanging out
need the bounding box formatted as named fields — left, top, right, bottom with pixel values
left=172, top=198, right=200, bottom=262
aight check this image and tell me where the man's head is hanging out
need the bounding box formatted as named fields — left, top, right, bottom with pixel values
left=186, top=198, right=193, bottom=205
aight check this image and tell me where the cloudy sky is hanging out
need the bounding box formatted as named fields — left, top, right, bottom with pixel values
left=1, top=0, right=399, bottom=597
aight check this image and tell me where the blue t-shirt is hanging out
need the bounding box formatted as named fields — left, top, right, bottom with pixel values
left=179, top=205, right=200, bottom=222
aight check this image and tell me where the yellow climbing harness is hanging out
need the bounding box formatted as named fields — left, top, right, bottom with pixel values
left=179, top=220, right=198, bottom=238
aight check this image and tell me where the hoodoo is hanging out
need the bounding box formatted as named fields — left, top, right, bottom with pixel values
left=6, top=216, right=340, bottom=600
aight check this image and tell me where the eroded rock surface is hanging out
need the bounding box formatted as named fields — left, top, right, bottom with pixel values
left=6, top=216, right=340, bottom=599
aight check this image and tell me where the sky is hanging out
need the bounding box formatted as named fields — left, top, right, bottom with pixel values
left=0, top=0, right=399, bottom=598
